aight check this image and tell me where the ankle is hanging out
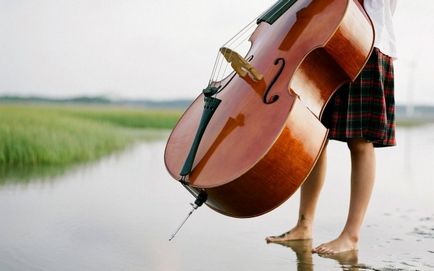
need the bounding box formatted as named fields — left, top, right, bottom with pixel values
left=340, top=231, right=359, bottom=243
left=296, top=222, right=312, bottom=230
left=296, top=216, right=313, bottom=229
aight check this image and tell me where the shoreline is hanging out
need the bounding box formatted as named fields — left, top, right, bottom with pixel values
left=0, top=104, right=178, bottom=180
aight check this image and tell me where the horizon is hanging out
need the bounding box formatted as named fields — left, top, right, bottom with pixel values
left=2, top=94, right=434, bottom=108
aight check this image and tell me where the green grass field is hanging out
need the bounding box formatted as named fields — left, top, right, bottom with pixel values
left=0, top=104, right=181, bottom=168
left=1, top=103, right=431, bottom=182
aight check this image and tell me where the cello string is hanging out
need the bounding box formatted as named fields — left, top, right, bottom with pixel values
left=223, top=20, right=256, bottom=63
left=212, top=0, right=295, bottom=81
left=211, top=17, right=259, bottom=83
left=221, top=22, right=256, bottom=81
left=214, top=52, right=225, bottom=83
left=209, top=51, right=222, bottom=85
left=223, top=0, right=297, bottom=50
left=222, top=17, right=258, bottom=48
left=221, top=24, right=254, bottom=81
left=232, top=23, right=255, bottom=51
left=216, top=21, right=256, bottom=82
left=211, top=0, right=299, bottom=84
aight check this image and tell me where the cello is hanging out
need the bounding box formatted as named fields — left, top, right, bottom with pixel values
left=164, top=0, right=374, bottom=236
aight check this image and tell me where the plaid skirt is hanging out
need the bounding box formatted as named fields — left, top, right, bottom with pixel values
left=322, top=48, right=396, bottom=147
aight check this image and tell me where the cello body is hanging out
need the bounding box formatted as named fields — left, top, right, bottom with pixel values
left=164, top=0, right=374, bottom=218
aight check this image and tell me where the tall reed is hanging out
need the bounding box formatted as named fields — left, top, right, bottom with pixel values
left=0, top=104, right=181, bottom=167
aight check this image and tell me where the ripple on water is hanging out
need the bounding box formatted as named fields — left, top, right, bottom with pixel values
left=398, top=214, right=434, bottom=243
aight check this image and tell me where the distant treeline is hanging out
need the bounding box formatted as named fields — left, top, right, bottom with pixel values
left=1, top=95, right=434, bottom=119
left=395, top=104, right=434, bottom=118
left=0, top=95, right=193, bottom=109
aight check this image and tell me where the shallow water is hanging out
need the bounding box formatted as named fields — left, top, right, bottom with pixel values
left=0, top=125, right=433, bottom=271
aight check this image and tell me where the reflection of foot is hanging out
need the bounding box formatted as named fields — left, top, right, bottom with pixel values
left=266, top=226, right=312, bottom=243
left=274, top=239, right=313, bottom=254
left=269, top=240, right=314, bottom=271
left=320, top=250, right=360, bottom=271
left=312, top=234, right=358, bottom=255
left=319, top=249, right=358, bottom=264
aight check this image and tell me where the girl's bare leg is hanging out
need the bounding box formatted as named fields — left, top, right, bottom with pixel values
left=266, top=145, right=328, bottom=242
left=313, top=138, right=375, bottom=254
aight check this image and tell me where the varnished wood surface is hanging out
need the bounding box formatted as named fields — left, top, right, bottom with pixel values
left=164, top=0, right=374, bottom=217
left=201, top=98, right=328, bottom=217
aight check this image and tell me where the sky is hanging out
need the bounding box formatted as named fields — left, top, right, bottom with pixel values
left=0, top=0, right=434, bottom=105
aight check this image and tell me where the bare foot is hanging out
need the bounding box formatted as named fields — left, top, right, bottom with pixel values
left=312, top=234, right=358, bottom=255
left=265, top=225, right=312, bottom=243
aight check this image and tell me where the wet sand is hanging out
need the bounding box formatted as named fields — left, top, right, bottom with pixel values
left=0, top=125, right=433, bottom=270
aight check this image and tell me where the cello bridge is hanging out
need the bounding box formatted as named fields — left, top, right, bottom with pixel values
left=219, top=47, right=264, bottom=81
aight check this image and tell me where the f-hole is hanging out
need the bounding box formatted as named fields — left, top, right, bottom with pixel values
left=263, top=58, right=285, bottom=104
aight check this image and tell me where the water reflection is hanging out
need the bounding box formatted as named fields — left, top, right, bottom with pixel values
left=319, top=251, right=375, bottom=271
left=268, top=240, right=314, bottom=271
left=0, top=165, right=68, bottom=185
left=0, top=126, right=433, bottom=271
left=267, top=240, right=377, bottom=271
left=0, top=130, right=168, bottom=185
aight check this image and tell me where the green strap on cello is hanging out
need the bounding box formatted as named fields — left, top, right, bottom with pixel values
left=257, top=0, right=297, bottom=25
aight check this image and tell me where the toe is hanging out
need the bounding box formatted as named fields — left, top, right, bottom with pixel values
left=323, top=248, right=335, bottom=255
left=313, top=244, right=325, bottom=254
left=265, top=231, right=291, bottom=243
